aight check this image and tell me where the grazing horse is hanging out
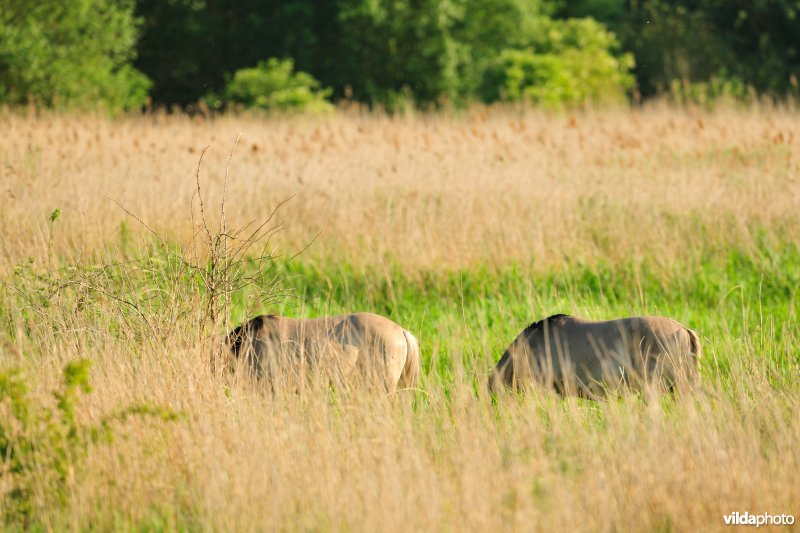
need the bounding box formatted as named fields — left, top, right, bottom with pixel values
left=227, top=312, right=421, bottom=393
left=489, top=314, right=701, bottom=397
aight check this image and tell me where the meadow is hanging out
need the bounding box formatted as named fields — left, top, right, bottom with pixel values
left=1, top=105, right=799, bottom=531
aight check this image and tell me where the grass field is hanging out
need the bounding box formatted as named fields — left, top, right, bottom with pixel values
left=1, top=105, right=799, bottom=531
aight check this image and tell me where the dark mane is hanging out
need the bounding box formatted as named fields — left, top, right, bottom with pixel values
left=226, top=315, right=277, bottom=356
left=523, top=314, right=570, bottom=335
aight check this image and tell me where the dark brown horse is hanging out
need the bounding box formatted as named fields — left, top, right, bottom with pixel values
left=490, top=314, right=701, bottom=396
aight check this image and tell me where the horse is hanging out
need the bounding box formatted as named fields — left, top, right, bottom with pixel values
left=489, top=314, right=701, bottom=397
left=226, top=312, right=421, bottom=393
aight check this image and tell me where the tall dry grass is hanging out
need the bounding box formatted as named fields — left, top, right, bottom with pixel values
left=1, top=104, right=798, bottom=273
left=1, top=105, right=799, bottom=531
left=3, top=317, right=798, bottom=531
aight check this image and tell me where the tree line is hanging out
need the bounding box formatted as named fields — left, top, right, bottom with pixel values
left=0, top=0, right=797, bottom=111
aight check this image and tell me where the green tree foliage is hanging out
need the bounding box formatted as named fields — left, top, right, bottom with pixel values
left=479, top=18, right=634, bottom=107
left=5, top=0, right=796, bottom=110
left=220, top=58, right=333, bottom=113
left=668, top=69, right=750, bottom=107
left=335, top=0, right=467, bottom=107
left=134, top=0, right=336, bottom=106
left=135, top=0, right=634, bottom=109
left=333, top=0, right=635, bottom=108
left=453, top=0, right=551, bottom=95
left=557, top=0, right=800, bottom=98
left=0, top=0, right=150, bottom=110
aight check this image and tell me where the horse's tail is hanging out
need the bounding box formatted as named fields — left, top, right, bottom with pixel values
left=686, top=327, right=702, bottom=364
left=398, top=330, right=421, bottom=389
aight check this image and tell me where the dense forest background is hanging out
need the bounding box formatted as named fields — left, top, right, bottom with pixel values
left=0, top=0, right=798, bottom=111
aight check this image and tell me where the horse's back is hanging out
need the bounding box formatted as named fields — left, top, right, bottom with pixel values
left=494, top=314, right=700, bottom=395
left=549, top=315, right=692, bottom=352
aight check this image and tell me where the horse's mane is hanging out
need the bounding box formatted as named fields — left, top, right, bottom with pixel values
left=226, top=315, right=277, bottom=356
left=523, top=313, right=570, bottom=335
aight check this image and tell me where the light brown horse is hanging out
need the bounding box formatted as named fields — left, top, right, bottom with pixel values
left=227, top=312, right=420, bottom=393
left=489, top=314, right=701, bottom=397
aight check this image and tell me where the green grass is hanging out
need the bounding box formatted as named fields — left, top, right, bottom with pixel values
left=6, top=236, right=798, bottom=389
left=2, top=239, right=798, bottom=530
left=225, top=240, right=800, bottom=390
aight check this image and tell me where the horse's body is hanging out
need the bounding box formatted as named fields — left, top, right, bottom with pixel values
left=489, top=314, right=701, bottom=396
left=227, top=312, right=420, bottom=392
